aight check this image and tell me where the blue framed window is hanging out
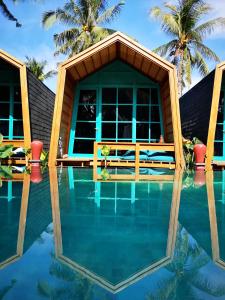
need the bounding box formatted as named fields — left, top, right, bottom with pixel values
left=0, top=84, right=23, bottom=139
left=69, top=85, right=164, bottom=157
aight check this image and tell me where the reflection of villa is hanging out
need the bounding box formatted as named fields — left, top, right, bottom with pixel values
left=180, top=62, right=225, bottom=170
left=49, top=32, right=184, bottom=169
left=50, top=168, right=182, bottom=293
left=0, top=174, right=29, bottom=269
left=0, top=50, right=55, bottom=154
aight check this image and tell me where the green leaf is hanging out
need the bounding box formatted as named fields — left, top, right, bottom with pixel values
left=101, top=168, right=110, bottom=181
left=0, top=145, right=13, bottom=158
left=0, top=166, right=13, bottom=179
left=0, top=134, right=3, bottom=144
left=101, top=145, right=110, bottom=157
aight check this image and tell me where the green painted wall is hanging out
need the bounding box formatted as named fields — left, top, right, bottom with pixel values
left=79, top=60, right=159, bottom=87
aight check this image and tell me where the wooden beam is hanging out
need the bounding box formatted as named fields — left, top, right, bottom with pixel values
left=49, top=67, right=66, bottom=166
left=206, top=66, right=223, bottom=170
left=20, top=65, right=31, bottom=149
left=206, top=172, right=219, bottom=260
left=1, top=140, right=24, bottom=147
left=17, top=174, right=30, bottom=255
left=168, top=69, right=185, bottom=169
left=49, top=167, right=63, bottom=256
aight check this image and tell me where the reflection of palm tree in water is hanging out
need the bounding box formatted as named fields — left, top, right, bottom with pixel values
left=0, top=280, right=16, bottom=300
left=37, top=255, right=109, bottom=300
left=147, top=224, right=217, bottom=300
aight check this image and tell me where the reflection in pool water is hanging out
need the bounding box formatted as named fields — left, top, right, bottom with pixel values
left=0, top=169, right=225, bottom=299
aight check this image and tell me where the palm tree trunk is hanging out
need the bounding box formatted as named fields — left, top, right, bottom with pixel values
left=176, top=50, right=184, bottom=98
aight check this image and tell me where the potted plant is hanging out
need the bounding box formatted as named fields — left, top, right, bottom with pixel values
left=183, top=137, right=204, bottom=170
left=100, top=145, right=111, bottom=181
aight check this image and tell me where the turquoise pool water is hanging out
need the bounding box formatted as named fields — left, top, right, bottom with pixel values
left=1, top=168, right=225, bottom=299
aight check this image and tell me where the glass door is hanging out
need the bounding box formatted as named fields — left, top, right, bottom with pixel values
left=214, top=90, right=225, bottom=161
left=101, top=87, right=133, bottom=143
left=0, top=84, right=23, bottom=140
left=69, top=89, right=98, bottom=157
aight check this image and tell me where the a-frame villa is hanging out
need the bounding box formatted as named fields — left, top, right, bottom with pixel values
left=0, top=49, right=55, bottom=154
left=49, top=32, right=184, bottom=169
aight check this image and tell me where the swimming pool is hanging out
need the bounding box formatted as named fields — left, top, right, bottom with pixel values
left=0, top=168, right=225, bottom=299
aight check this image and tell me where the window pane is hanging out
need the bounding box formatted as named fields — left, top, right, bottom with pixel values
left=0, top=120, right=9, bottom=136
left=14, top=103, right=23, bottom=119
left=217, top=91, right=224, bottom=123
left=13, top=121, right=23, bottom=137
left=136, top=123, right=149, bottom=139
left=0, top=103, right=10, bottom=118
left=102, top=123, right=116, bottom=139
left=102, top=105, right=116, bottom=121
left=102, top=88, right=116, bottom=103
left=137, top=88, right=149, bottom=104
left=0, top=86, right=10, bottom=101
left=73, top=139, right=94, bottom=154
left=151, top=106, right=160, bottom=122
left=215, top=124, right=223, bottom=141
left=75, top=122, right=96, bottom=138
left=118, top=106, right=132, bottom=121
left=0, top=181, right=8, bottom=197
left=14, top=86, right=21, bottom=102
left=79, top=90, right=96, bottom=104
left=150, top=123, right=161, bottom=140
left=136, top=106, right=149, bottom=122
left=151, top=88, right=159, bottom=104
left=118, top=123, right=132, bottom=139
left=77, top=105, right=96, bottom=121
left=214, top=142, right=223, bottom=156
left=118, top=88, right=133, bottom=104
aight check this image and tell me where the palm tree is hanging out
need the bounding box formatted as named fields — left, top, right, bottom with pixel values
left=42, top=0, right=125, bottom=57
left=150, top=0, right=225, bottom=96
left=0, top=0, right=21, bottom=27
left=25, top=56, right=57, bottom=81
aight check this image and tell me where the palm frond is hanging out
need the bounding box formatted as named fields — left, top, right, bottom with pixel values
left=42, top=10, right=58, bottom=28
left=195, top=17, right=225, bottom=38
left=191, top=41, right=220, bottom=62
left=153, top=40, right=178, bottom=57
left=43, top=70, right=57, bottom=80
left=192, top=51, right=209, bottom=76
left=150, top=6, right=180, bottom=36
left=54, top=28, right=80, bottom=47
left=96, top=1, right=125, bottom=24
left=0, top=0, right=21, bottom=26
left=91, top=26, right=114, bottom=42
left=164, top=3, right=178, bottom=13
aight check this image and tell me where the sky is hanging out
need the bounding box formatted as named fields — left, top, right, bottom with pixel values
left=0, top=0, right=225, bottom=92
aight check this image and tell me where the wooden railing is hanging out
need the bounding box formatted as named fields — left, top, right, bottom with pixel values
left=93, top=141, right=176, bottom=181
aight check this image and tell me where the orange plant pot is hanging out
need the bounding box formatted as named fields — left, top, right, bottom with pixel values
left=30, top=164, right=43, bottom=183
left=194, top=168, right=206, bottom=187
left=193, top=144, right=207, bottom=164
left=31, top=140, right=43, bottom=161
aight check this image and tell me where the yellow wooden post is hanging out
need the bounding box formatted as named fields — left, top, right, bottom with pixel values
left=206, top=171, right=219, bottom=260
left=206, top=65, right=224, bottom=170
left=166, top=169, right=182, bottom=256
left=49, top=167, right=63, bottom=256
left=135, top=143, right=140, bottom=181
left=49, top=67, right=66, bottom=166
left=17, top=173, right=30, bottom=255
left=93, top=142, right=98, bottom=181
